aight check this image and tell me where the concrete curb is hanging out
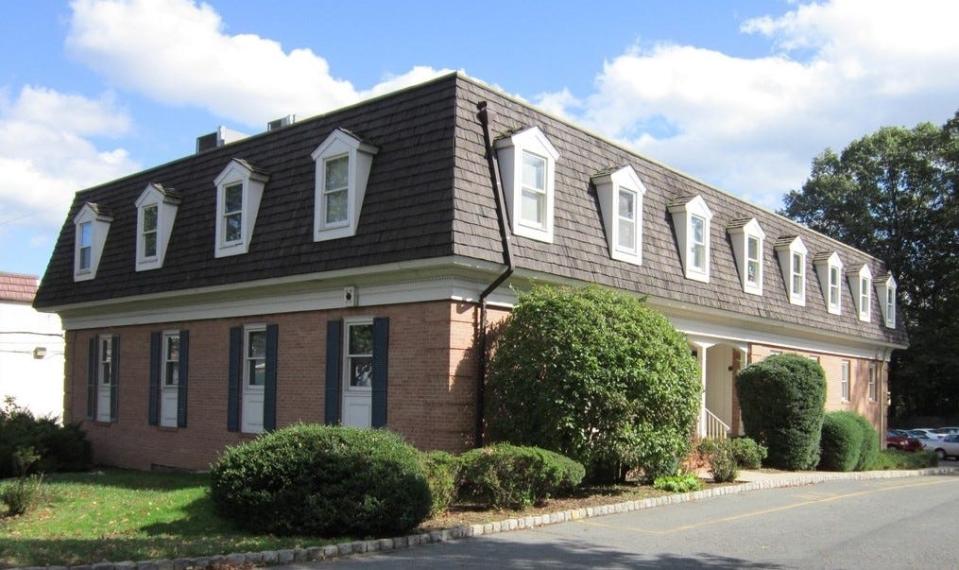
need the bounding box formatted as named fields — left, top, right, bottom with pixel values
left=17, top=466, right=956, bottom=570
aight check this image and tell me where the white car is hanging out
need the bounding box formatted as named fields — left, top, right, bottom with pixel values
left=926, top=434, right=959, bottom=460
left=909, top=428, right=945, bottom=441
left=931, top=427, right=959, bottom=437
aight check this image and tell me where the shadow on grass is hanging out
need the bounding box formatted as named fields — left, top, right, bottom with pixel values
left=45, top=468, right=209, bottom=492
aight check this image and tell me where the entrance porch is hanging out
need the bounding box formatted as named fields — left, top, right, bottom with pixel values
left=689, top=338, right=747, bottom=440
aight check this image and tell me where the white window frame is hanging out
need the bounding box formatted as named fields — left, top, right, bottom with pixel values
left=668, top=195, right=713, bottom=283
left=73, top=203, right=112, bottom=282
left=495, top=127, right=560, bottom=244
left=213, top=159, right=268, bottom=258
left=343, top=318, right=375, bottom=394
left=877, top=275, right=897, bottom=328
left=849, top=265, right=872, bottom=322
left=221, top=183, right=244, bottom=246
left=728, top=218, right=765, bottom=295
left=814, top=252, right=843, bottom=315
left=162, top=331, right=180, bottom=388
left=311, top=128, right=379, bottom=243
left=243, top=325, right=267, bottom=392
left=868, top=362, right=878, bottom=402
left=775, top=236, right=807, bottom=306
left=98, top=335, right=113, bottom=387
left=592, top=165, right=646, bottom=265
left=141, top=203, right=159, bottom=259
left=840, top=360, right=850, bottom=402
left=135, top=183, right=180, bottom=271
left=519, top=150, right=548, bottom=230
left=321, top=154, right=351, bottom=228
left=78, top=221, right=93, bottom=272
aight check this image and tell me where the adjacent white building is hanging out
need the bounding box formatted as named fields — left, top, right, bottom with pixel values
left=0, top=273, right=64, bottom=419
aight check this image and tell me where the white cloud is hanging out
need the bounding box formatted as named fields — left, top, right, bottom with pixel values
left=67, top=0, right=453, bottom=127
left=536, top=0, right=959, bottom=209
left=0, top=86, right=138, bottom=226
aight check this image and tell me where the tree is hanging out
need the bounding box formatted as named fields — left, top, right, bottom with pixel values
left=781, top=113, right=959, bottom=420
left=485, top=285, right=701, bottom=482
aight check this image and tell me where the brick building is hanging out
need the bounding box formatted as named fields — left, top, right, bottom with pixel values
left=34, top=73, right=906, bottom=470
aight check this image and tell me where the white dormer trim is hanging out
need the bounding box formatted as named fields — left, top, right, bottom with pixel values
left=813, top=252, right=844, bottom=316
left=668, top=195, right=713, bottom=283
left=495, top=127, right=560, bottom=243
left=593, top=166, right=646, bottom=265
left=775, top=236, right=808, bottom=306
left=877, top=274, right=896, bottom=328
left=849, top=264, right=872, bottom=322
left=213, top=159, right=268, bottom=258
left=73, top=203, right=112, bottom=282
left=134, top=183, right=180, bottom=271
left=311, top=128, right=379, bottom=242
left=728, top=218, right=765, bottom=295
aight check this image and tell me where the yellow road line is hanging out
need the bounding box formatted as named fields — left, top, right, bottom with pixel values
left=575, top=477, right=958, bottom=536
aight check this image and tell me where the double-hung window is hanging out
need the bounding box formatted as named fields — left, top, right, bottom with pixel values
left=746, top=236, right=761, bottom=287
left=840, top=360, right=850, bottom=402
left=829, top=266, right=840, bottom=307
left=163, top=333, right=180, bottom=387
left=323, top=155, right=350, bottom=226
left=213, top=159, right=268, bottom=258
left=868, top=362, right=878, bottom=401
left=776, top=236, right=807, bottom=305
left=245, top=328, right=266, bottom=388
left=617, top=188, right=637, bottom=253
left=136, top=183, right=180, bottom=271
left=520, top=151, right=547, bottom=230
left=99, top=336, right=113, bottom=388
left=690, top=215, right=707, bottom=272
left=223, top=184, right=243, bottom=244
left=668, top=195, right=712, bottom=282
left=346, top=321, right=374, bottom=389
left=593, top=165, right=646, bottom=265
left=791, top=252, right=804, bottom=297
left=78, top=222, right=92, bottom=271
left=728, top=218, right=764, bottom=294
left=860, top=275, right=871, bottom=321
left=141, top=204, right=158, bottom=259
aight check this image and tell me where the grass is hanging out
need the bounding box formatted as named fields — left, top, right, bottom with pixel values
left=0, top=470, right=338, bottom=568
left=866, top=449, right=939, bottom=470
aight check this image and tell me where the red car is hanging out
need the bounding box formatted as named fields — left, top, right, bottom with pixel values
left=886, top=430, right=924, bottom=452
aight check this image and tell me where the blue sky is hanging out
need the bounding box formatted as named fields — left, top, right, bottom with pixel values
left=2, top=0, right=958, bottom=278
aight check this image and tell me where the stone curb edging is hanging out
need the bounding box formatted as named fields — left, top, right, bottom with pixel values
left=16, top=467, right=956, bottom=570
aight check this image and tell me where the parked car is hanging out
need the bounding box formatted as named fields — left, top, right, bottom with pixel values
left=926, top=434, right=959, bottom=460
left=908, top=428, right=945, bottom=441
left=888, top=428, right=910, bottom=437
left=931, top=427, right=959, bottom=436
left=886, top=431, right=924, bottom=452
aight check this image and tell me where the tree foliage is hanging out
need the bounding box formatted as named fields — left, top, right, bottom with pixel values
left=485, top=285, right=701, bottom=482
left=782, top=113, right=959, bottom=419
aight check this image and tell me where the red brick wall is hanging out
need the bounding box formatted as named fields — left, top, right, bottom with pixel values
left=65, top=301, right=493, bottom=470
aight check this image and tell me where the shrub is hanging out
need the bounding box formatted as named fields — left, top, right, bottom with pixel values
left=727, top=437, right=767, bottom=469
left=1, top=475, right=44, bottom=517
left=486, top=285, right=701, bottom=482
left=458, top=444, right=585, bottom=509
left=867, top=449, right=938, bottom=470
left=653, top=473, right=704, bottom=493
left=422, top=451, right=460, bottom=516
left=0, top=398, right=91, bottom=477
left=850, top=414, right=879, bottom=470
left=736, top=354, right=826, bottom=470
left=819, top=412, right=863, bottom=471
left=697, top=439, right=739, bottom=483
left=210, top=424, right=431, bottom=537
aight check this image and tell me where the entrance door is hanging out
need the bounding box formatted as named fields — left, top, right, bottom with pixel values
left=342, top=320, right=373, bottom=427
left=159, top=332, right=179, bottom=427
left=96, top=336, right=112, bottom=421
left=241, top=327, right=266, bottom=433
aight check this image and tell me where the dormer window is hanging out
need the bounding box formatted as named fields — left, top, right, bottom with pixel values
left=877, top=274, right=896, bottom=328
left=668, top=195, right=713, bottom=282
left=213, top=159, right=268, bottom=258
left=813, top=252, right=844, bottom=315
left=849, top=264, right=872, bottom=322
left=727, top=218, right=765, bottom=295
left=73, top=202, right=112, bottom=281
left=135, top=183, right=180, bottom=271
left=592, top=165, right=646, bottom=265
left=774, top=236, right=807, bottom=306
left=495, top=127, right=560, bottom=243
left=311, top=128, right=379, bottom=242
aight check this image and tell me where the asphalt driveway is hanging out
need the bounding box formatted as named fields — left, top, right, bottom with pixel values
left=282, top=474, right=959, bottom=569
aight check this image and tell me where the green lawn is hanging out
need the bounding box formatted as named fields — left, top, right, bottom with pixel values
left=0, top=470, right=337, bottom=568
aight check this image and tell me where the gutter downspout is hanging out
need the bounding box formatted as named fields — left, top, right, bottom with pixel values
left=475, top=101, right=514, bottom=447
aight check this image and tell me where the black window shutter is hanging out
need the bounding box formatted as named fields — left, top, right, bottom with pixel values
left=177, top=330, right=190, bottom=428
left=109, top=335, right=120, bottom=421
left=264, top=324, right=279, bottom=431
left=324, top=319, right=343, bottom=425
left=148, top=332, right=161, bottom=426
left=372, top=317, right=390, bottom=428
left=227, top=326, right=242, bottom=432
left=87, top=337, right=97, bottom=420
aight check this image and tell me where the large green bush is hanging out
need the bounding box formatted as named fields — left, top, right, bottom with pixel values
left=819, top=412, right=863, bottom=471
left=727, top=437, right=767, bottom=469
left=486, top=285, right=701, bottom=482
left=850, top=413, right=879, bottom=470
left=736, top=354, right=826, bottom=470
left=209, top=424, right=431, bottom=536
left=457, top=444, right=585, bottom=509
left=421, top=451, right=460, bottom=516
left=0, top=398, right=90, bottom=477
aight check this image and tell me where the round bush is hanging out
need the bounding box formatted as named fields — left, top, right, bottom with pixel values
left=727, top=437, right=768, bottom=469
left=736, top=354, right=826, bottom=470
left=850, top=413, right=879, bottom=470
left=209, top=424, right=431, bottom=536
left=458, top=444, right=585, bottom=509
left=486, top=285, right=701, bottom=482
left=421, top=450, right=460, bottom=516
left=708, top=441, right=739, bottom=483
left=819, top=412, right=863, bottom=471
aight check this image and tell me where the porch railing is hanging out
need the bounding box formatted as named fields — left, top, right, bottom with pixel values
left=704, top=408, right=731, bottom=441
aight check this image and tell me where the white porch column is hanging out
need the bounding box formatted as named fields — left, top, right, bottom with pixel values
left=689, top=338, right=715, bottom=439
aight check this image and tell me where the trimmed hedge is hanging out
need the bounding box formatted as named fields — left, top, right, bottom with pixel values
left=819, top=412, right=863, bottom=471
left=422, top=451, right=460, bottom=516
left=736, top=354, right=827, bottom=470
left=486, top=285, right=701, bottom=482
left=851, top=413, right=879, bottom=470
left=458, top=444, right=585, bottom=509
left=209, top=424, right=431, bottom=536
